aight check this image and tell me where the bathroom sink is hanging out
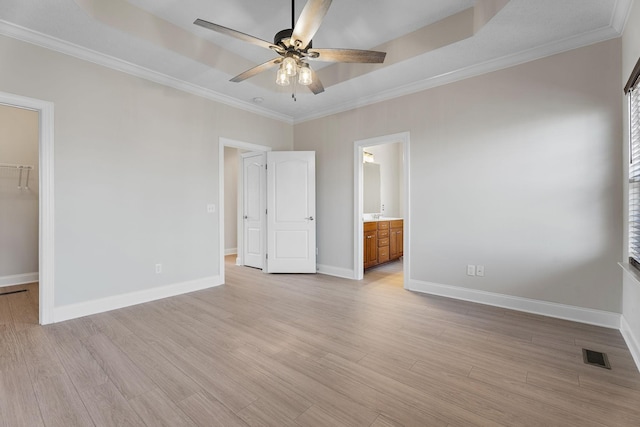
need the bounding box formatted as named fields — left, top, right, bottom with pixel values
left=363, top=216, right=403, bottom=221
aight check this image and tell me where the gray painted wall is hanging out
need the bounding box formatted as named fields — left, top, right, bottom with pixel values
left=0, top=28, right=627, bottom=322
left=0, top=35, right=292, bottom=307
left=295, top=38, right=623, bottom=313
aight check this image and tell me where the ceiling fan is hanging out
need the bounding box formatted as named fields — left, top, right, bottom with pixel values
left=194, top=0, right=386, bottom=96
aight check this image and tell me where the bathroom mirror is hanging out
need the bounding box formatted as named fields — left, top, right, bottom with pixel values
left=363, top=162, right=381, bottom=213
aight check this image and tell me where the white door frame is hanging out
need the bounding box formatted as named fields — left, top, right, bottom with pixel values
left=0, top=91, right=55, bottom=324
left=219, top=137, right=271, bottom=283
left=353, top=132, right=410, bottom=285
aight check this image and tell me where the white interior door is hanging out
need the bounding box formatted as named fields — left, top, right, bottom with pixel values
left=242, top=152, right=266, bottom=269
left=266, top=151, right=316, bottom=273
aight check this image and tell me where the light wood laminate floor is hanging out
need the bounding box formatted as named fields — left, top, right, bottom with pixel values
left=1, top=258, right=640, bottom=426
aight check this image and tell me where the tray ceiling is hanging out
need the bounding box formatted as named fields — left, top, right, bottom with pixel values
left=0, top=0, right=631, bottom=123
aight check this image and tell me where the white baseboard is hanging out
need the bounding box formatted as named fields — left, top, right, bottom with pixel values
left=408, top=279, right=621, bottom=329
left=621, top=315, right=640, bottom=373
left=0, top=272, right=39, bottom=288
left=317, top=264, right=356, bottom=280
left=225, top=248, right=237, bottom=255
left=53, top=275, right=223, bottom=323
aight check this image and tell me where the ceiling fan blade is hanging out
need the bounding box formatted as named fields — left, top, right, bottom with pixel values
left=230, top=58, right=282, bottom=82
left=291, top=0, right=332, bottom=50
left=308, top=48, right=386, bottom=63
left=307, top=67, right=324, bottom=94
left=194, top=18, right=277, bottom=51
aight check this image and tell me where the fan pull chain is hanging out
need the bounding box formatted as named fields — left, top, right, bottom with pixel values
left=292, top=76, right=298, bottom=101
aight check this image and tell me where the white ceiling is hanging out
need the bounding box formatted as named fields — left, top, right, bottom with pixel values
left=0, top=0, right=632, bottom=123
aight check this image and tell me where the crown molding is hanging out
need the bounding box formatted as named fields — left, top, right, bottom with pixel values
left=1, top=0, right=632, bottom=128
left=294, top=23, right=624, bottom=124
left=611, top=0, right=635, bottom=33
left=0, top=20, right=294, bottom=125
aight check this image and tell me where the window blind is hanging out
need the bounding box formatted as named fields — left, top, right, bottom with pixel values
left=630, top=87, right=640, bottom=269
left=628, top=57, right=640, bottom=270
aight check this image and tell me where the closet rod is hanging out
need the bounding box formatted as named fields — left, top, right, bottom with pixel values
left=0, top=163, right=34, bottom=169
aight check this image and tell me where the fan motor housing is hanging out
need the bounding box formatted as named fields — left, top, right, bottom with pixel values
left=274, top=28, right=311, bottom=49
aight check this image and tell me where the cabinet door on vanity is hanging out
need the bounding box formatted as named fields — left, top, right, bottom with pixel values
left=364, top=222, right=378, bottom=268
left=390, top=220, right=403, bottom=260
left=390, top=229, right=398, bottom=259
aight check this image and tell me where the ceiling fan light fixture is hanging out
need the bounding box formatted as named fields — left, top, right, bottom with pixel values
left=283, top=55, right=297, bottom=76
left=298, top=63, right=312, bottom=86
left=276, top=66, right=290, bottom=86
left=194, top=0, right=385, bottom=98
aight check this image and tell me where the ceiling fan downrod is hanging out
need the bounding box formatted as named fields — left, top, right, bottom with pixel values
left=292, top=0, right=295, bottom=30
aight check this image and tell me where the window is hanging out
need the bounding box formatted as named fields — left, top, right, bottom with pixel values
left=627, top=57, right=640, bottom=270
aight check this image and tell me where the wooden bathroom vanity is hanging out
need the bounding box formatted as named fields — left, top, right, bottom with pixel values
left=364, top=219, right=403, bottom=269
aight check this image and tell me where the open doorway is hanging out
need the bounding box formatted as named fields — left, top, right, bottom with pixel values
left=220, top=139, right=318, bottom=279
left=354, top=132, right=410, bottom=286
left=0, top=104, right=39, bottom=325
left=218, top=138, right=271, bottom=282
left=223, top=146, right=241, bottom=265
left=223, top=146, right=267, bottom=270
left=0, top=92, right=54, bottom=325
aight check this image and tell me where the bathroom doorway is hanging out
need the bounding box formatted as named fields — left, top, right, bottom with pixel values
left=354, top=132, right=410, bottom=286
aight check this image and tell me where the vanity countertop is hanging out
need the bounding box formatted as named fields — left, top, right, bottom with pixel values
left=363, top=217, right=403, bottom=222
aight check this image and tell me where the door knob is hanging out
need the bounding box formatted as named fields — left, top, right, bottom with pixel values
left=244, top=215, right=248, bottom=219
left=305, top=216, right=314, bottom=221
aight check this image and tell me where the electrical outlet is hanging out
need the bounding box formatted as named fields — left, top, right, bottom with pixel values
left=476, top=265, right=485, bottom=277
left=467, top=265, right=476, bottom=276
left=207, top=204, right=216, bottom=213
left=155, top=263, right=162, bottom=274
